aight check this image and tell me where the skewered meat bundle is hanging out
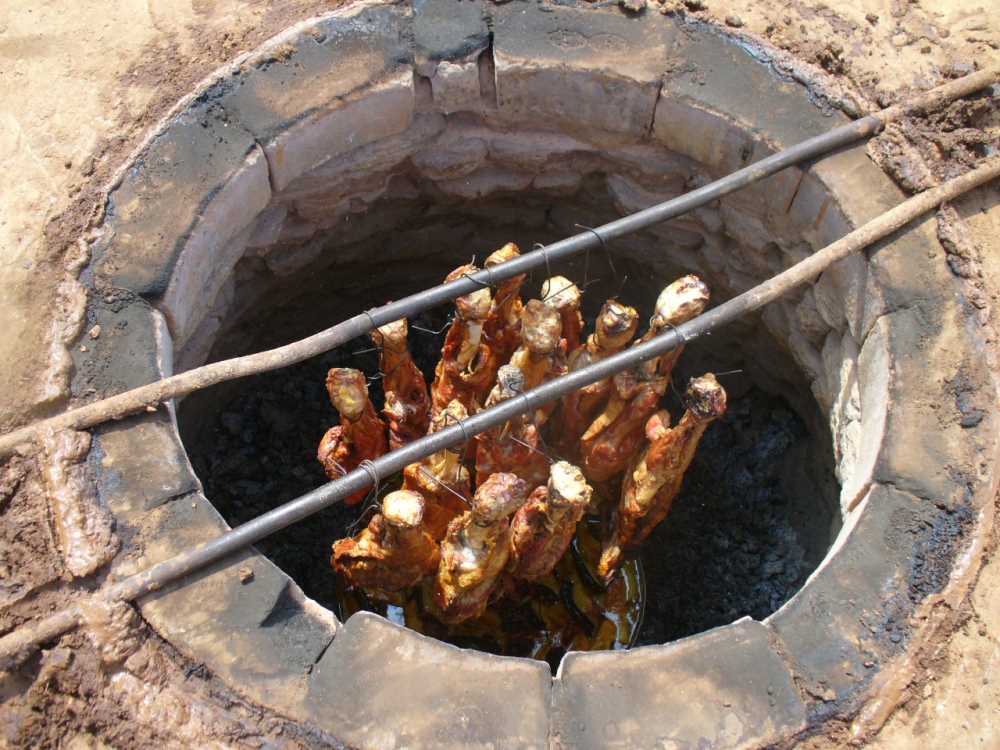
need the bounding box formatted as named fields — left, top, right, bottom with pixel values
left=474, top=365, right=550, bottom=490
left=326, top=245, right=725, bottom=643
left=578, top=276, right=709, bottom=483
left=541, top=275, right=584, bottom=354
left=431, top=263, right=495, bottom=415
left=317, top=368, right=388, bottom=505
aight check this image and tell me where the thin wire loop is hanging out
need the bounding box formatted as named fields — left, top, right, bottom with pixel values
left=575, top=224, right=618, bottom=281
left=358, top=459, right=381, bottom=499
left=534, top=242, right=554, bottom=282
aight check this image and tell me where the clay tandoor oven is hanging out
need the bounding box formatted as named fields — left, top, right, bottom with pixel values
left=80, top=1, right=998, bottom=747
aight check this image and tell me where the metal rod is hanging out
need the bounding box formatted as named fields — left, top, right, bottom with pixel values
left=3, top=156, right=997, bottom=669
left=0, top=66, right=995, bottom=457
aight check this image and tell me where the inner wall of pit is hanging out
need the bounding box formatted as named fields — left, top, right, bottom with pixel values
left=172, top=74, right=851, bottom=646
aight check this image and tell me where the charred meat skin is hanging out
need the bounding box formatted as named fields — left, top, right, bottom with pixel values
left=509, top=461, right=593, bottom=581
left=555, top=300, right=639, bottom=456
left=431, top=263, right=494, bottom=415
left=401, top=400, right=472, bottom=540
left=317, top=368, right=388, bottom=505
left=332, top=490, right=440, bottom=598
left=598, top=374, right=727, bottom=581
left=433, top=473, right=530, bottom=624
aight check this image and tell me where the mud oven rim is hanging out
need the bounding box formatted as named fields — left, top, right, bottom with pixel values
left=79, top=1, right=998, bottom=747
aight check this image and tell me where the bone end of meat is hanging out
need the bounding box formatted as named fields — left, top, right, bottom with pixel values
left=595, top=300, right=639, bottom=350
left=430, top=399, right=469, bottom=433
left=372, top=318, right=408, bottom=348
left=473, top=472, right=531, bottom=522
left=685, top=373, right=727, bottom=420
left=521, top=299, right=562, bottom=355
left=485, top=242, right=521, bottom=266
left=446, top=263, right=493, bottom=321
left=541, top=275, right=582, bottom=312
left=492, top=364, right=525, bottom=401
left=652, top=275, right=710, bottom=329
left=326, top=368, right=369, bottom=421
left=548, top=461, right=593, bottom=509
left=381, top=490, right=425, bottom=528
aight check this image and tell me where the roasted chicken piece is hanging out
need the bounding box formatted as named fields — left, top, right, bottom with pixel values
left=332, top=490, right=440, bottom=598
left=578, top=377, right=665, bottom=483
left=507, top=299, right=566, bottom=429
left=554, top=299, right=640, bottom=455
left=541, top=275, right=584, bottom=355
left=433, top=473, right=530, bottom=624
left=371, top=318, right=430, bottom=450
left=431, top=263, right=494, bottom=415
left=483, top=242, right=526, bottom=368
left=598, top=374, right=727, bottom=581
left=636, top=274, right=710, bottom=382
left=577, top=276, right=709, bottom=483
left=402, top=400, right=473, bottom=539
left=509, top=461, right=593, bottom=581
left=474, top=365, right=550, bottom=490
left=317, top=368, right=388, bottom=505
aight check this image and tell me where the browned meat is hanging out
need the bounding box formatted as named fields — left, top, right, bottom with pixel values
left=433, top=473, right=530, bottom=624
left=598, top=374, right=727, bottom=581
left=332, top=490, right=440, bottom=598
left=431, top=263, right=494, bottom=415
left=317, top=368, right=388, bottom=505
left=401, top=400, right=473, bottom=540
left=474, top=366, right=550, bottom=490
left=509, top=461, right=593, bottom=580
left=577, top=276, right=709, bottom=483
left=555, top=299, right=639, bottom=457
left=541, top=275, right=584, bottom=355
left=371, top=318, right=430, bottom=450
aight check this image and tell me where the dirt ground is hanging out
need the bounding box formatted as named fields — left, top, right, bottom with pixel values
left=0, top=0, right=998, bottom=747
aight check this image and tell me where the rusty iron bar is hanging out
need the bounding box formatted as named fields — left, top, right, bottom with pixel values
left=0, top=66, right=995, bottom=457
left=2, top=155, right=998, bottom=670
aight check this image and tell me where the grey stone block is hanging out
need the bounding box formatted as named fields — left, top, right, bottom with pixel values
left=265, top=71, right=415, bottom=192
left=551, top=618, right=806, bottom=749
left=660, top=27, right=846, bottom=148
left=867, top=306, right=993, bottom=508
left=413, top=0, right=489, bottom=62
left=308, top=611, right=551, bottom=749
left=72, top=296, right=162, bottom=396
left=492, top=2, right=677, bottom=142
left=768, top=482, right=967, bottom=716
left=93, top=99, right=259, bottom=297
left=125, top=492, right=337, bottom=717
left=94, top=409, right=200, bottom=515
left=218, top=3, right=412, bottom=143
